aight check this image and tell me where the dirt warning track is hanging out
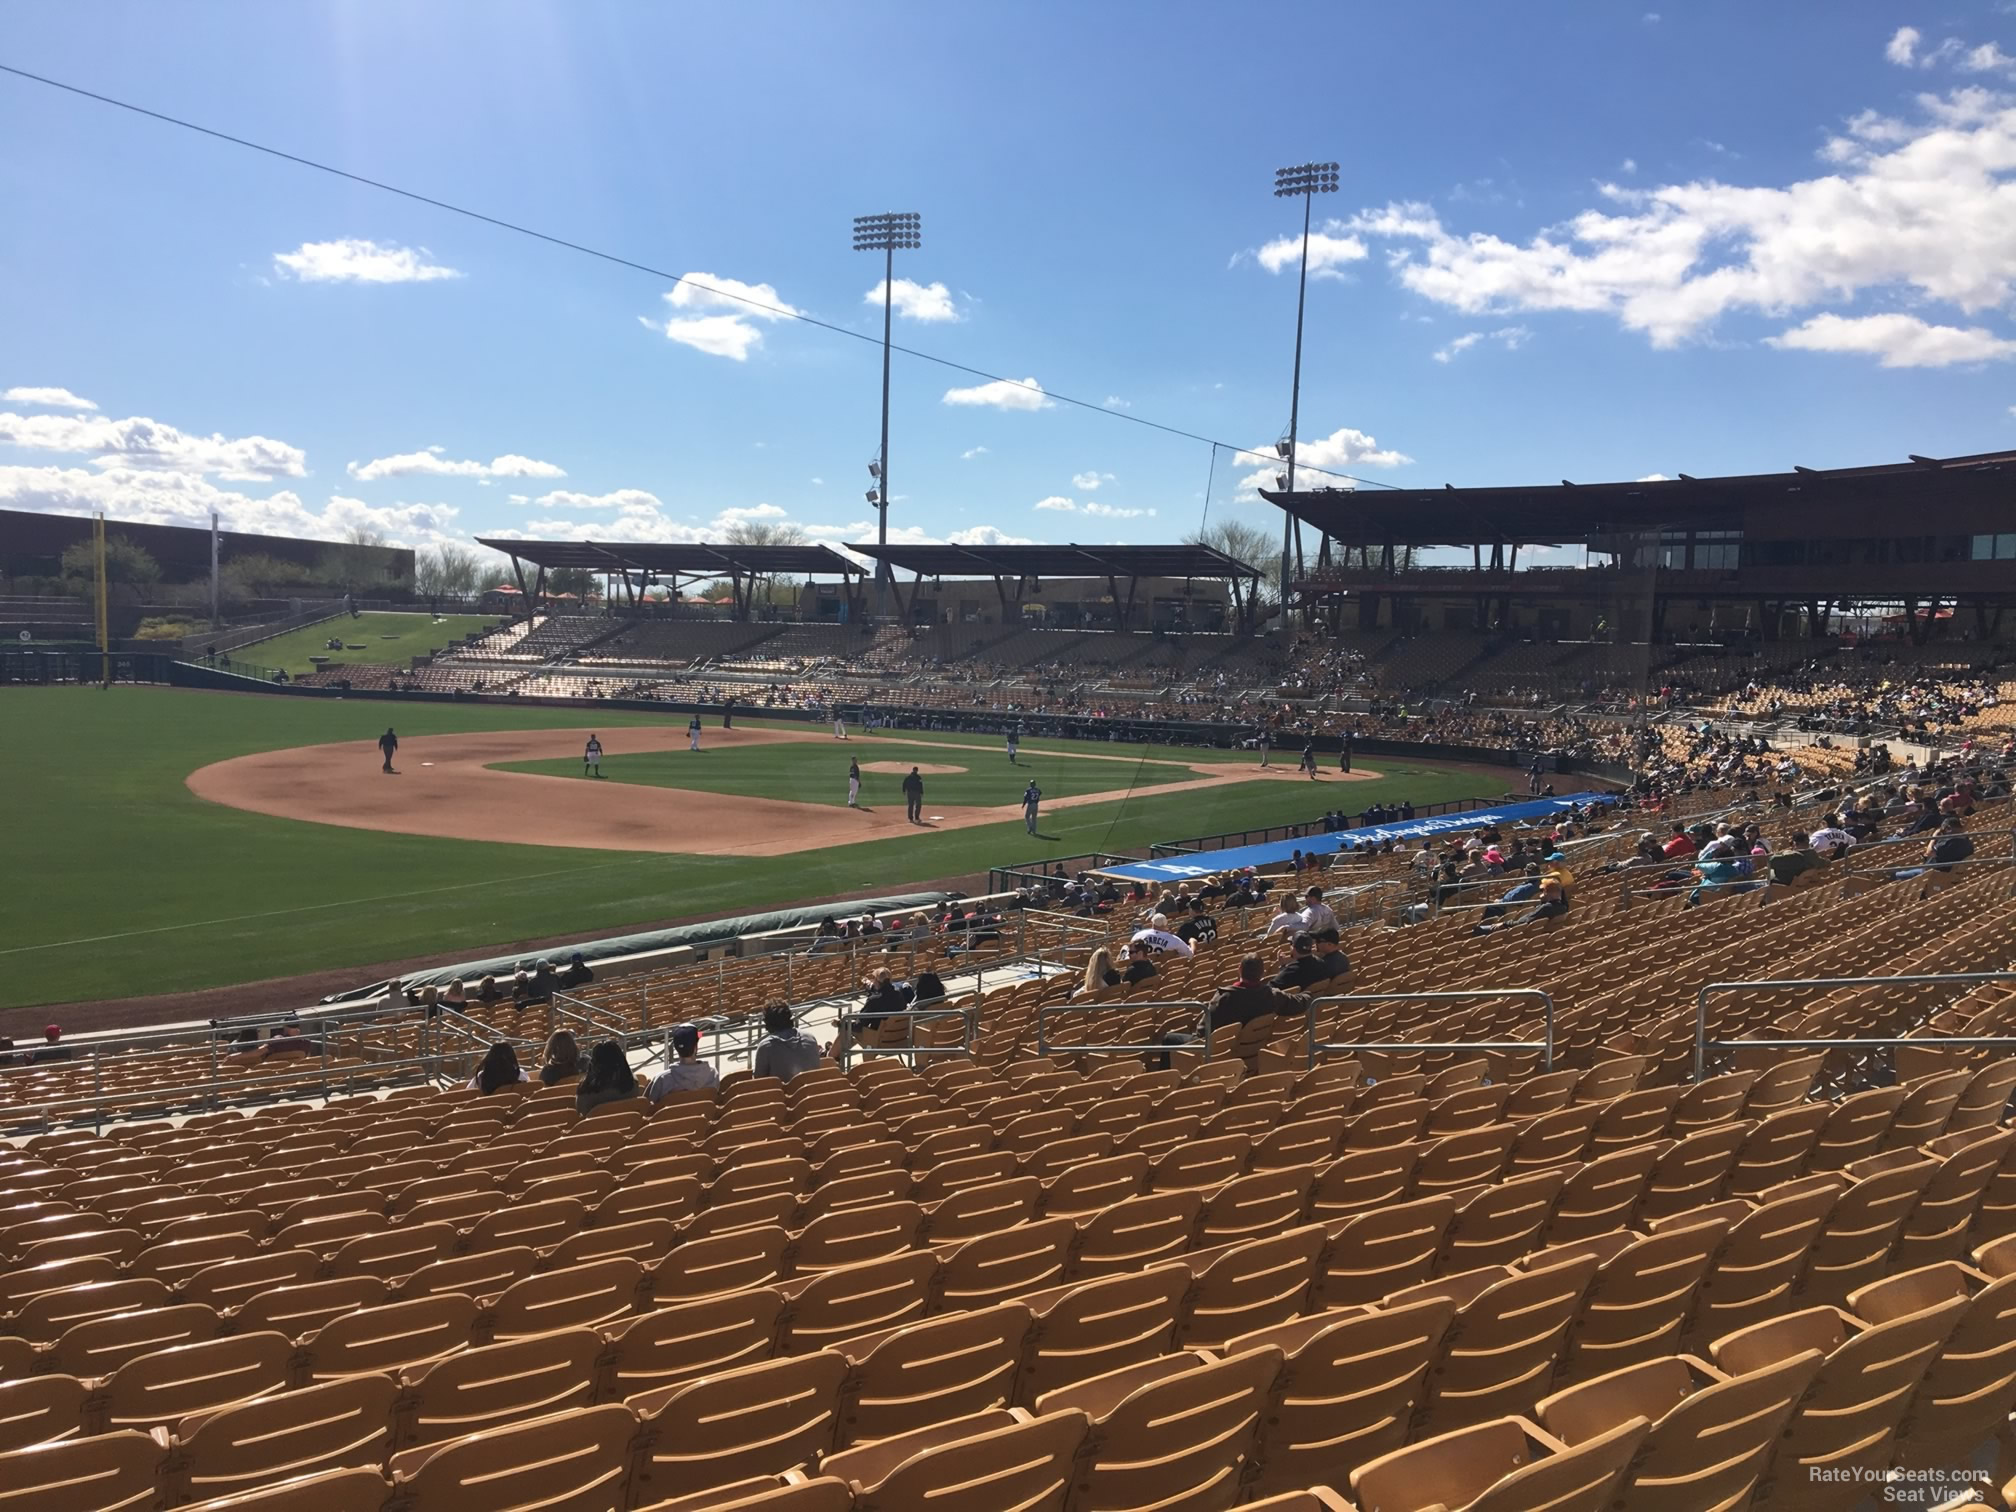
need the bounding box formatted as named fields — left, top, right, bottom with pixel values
left=185, top=725, right=1379, bottom=858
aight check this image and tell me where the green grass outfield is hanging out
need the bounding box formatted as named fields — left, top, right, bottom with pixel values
left=237, top=611, right=502, bottom=677
left=0, top=687, right=1502, bottom=1008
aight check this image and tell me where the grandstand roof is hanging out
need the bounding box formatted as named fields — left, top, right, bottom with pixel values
left=475, top=539, right=864, bottom=577
left=1261, top=448, right=2016, bottom=547
left=844, top=542, right=1260, bottom=579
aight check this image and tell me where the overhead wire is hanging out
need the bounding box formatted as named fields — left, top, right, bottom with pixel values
left=0, top=60, right=1405, bottom=492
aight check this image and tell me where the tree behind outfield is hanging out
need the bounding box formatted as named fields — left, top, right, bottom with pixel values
left=416, top=545, right=484, bottom=612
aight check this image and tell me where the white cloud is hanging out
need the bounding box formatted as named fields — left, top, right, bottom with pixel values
left=1034, top=496, right=1077, bottom=511
left=1344, top=87, right=2016, bottom=350
left=1888, top=26, right=1923, bottom=66
left=1765, top=311, right=2016, bottom=367
left=273, top=239, right=461, bottom=284
left=0, top=411, right=306, bottom=481
left=1251, top=231, right=1369, bottom=279
left=864, top=278, right=960, bottom=322
left=1432, top=325, right=1531, bottom=362
left=1102, top=395, right=1130, bottom=410
left=1642, top=11, right=1659, bottom=22
left=810, top=477, right=824, bottom=486
left=1236, top=424, right=1412, bottom=497
left=947, top=524, right=1036, bottom=546
left=0, top=464, right=476, bottom=553
left=1620, top=158, right=1638, bottom=176
left=527, top=488, right=663, bottom=511
left=961, top=446, right=990, bottom=460
left=1085, top=501, right=1151, bottom=519
left=1963, top=41, right=2016, bottom=74
left=715, top=503, right=788, bottom=528
left=942, top=377, right=1052, bottom=411
left=3, top=386, right=96, bottom=411
left=645, top=273, right=800, bottom=361
left=1637, top=473, right=1670, bottom=482
left=347, top=446, right=565, bottom=483
left=1070, top=470, right=1116, bottom=491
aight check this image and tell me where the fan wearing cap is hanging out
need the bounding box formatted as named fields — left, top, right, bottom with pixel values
left=647, top=1024, right=717, bottom=1102
left=30, top=1024, right=72, bottom=1064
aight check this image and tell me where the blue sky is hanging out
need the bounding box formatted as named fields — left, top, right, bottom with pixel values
left=4, top=2, right=2016, bottom=571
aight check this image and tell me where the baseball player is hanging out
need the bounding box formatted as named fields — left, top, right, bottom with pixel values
left=1257, top=728, right=1271, bottom=768
left=584, top=734, right=603, bottom=778
left=1300, top=742, right=1319, bottom=779
left=832, top=706, right=847, bottom=740
left=377, top=727, right=398, bottom=773
left=687, top=714, right=702, bottom=752
left=902, top=766, right=924, bottom=824
left=1022, top=779, right=1042, bottom=836
left=1338, top=734, right=1352, bottom=775
left=847, top=756, right=861, bottom=808
left=1006, top=727, right=1020, bottom=763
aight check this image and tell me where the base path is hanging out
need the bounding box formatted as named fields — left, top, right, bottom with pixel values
left=186, top=725, right=1379, bottom=858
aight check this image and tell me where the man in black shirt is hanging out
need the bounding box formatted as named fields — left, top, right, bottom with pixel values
left=1271, top=932, right=1330, bottom=992
left=1176, top=897, right=1219, bottom=948
left=29, top=1025, right=72, bottom=1063
left=1202, top=955, right=1309, bottom=1032
left=1120, top=940, right=1161, bottom=986
left=1311, top=927, right=1351, bottom=981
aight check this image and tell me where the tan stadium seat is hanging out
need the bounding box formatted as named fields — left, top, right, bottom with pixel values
left=651, top=1224, right=790, bottom=1297
left=463, top=1194, right=586, bottom=1254
left=1549, top=1145, right=1666, bottom=1245
left=1674, top=1183, right=1837, bottom=1344
left=1023, top=1133, right=1118, bottom=1180
left=1349, top=1412, right=1649, bottom=1512
left=1895, top=1126, right=2016, bottom=1266
left=322, top=1222, right=460, bottom=1286
left=934, top=1217, right=1075, bottom=1311
left=162, top=1373, right=399, bottom=1505
left=819, top=1405, right=1088, bottom=1512
left=1796, top=1158, right=1939, bottom=1306
left=919, top=1178, right=1040, bottom=1246
left=1636, top=1123, right=1748, bottom=1223
left=1033, top=1345, right=1282, bottom=1511
left=908, top=1150, right=1019, bottom=1205
left=683, top=1194, right=799, bottom=1244
left=1309, top=1146, right=1415, bottom=1222
left=1412, top=1253, right=1600, bottom=1439
left=298, top=1293, right=478, bottom=1380
left=399, top=1245, right=536, bottom=1303
left=1537, top=1350, right=1822, bottom=1512
left=487, top=1257, right=643, bottom=1339
left=16, top=1225, right=144, bottom=1268
left=1195, top=1167, right=1316, bottom=1248
left=393, top=1327, right=603, bottom=1448
left=1233, top=1297, right=1458, bottom=1500
left=174, top=1466, right=395, bottom=1512
left=591, top=1175, right=705, bottom=1229
left=0, top=1428, right=163, bottom=1512
left=1438, top=1168, right=1569, bottom=1271
left=545, top=1218, right=680, bottom=1271
left=13, top=1277, right=176, bottom=1344
left=1150, top=1134, right=1250, bottom=1192
left=1015, top=1266, right=1190, bottom=1404
left=1945, top=1058, right=2016, bottom=1136
left=0, top=1373, right=85, bottom=1451
left=1540, top=1218, right=1730, bottom=1387
left=1505, top=1103, right=1599, bottom=1173
left=1723, top=1104, right=1828, bottom=1199
left=1851, top=1256, right=2016, bottom=1479
left=42, top=1300, right=218, bottom=1378
left=386, top=1402, right=636, bottom=1512
left=97, top=1332, right=294, bottom=1433
left=1314, top=1194, right=1456, bottom=1308
left=1071, top=1190, right=1202, bottom=1278
left=633, top=1475, right=852, bottom=1511
left=626, top=1350, right=849, bottom=1503
left=710, top=1157, right=814, bottom=1207
left=1709, top=1294, right=1967, bottom=1512
left=170, top=1252, right=322, bottom=1315
left=1176, top=1225, right=1325, bottom=1348
left=793, top=1169, right=913, bottom=1227
left=230, top=1276, right=388, bottom=1339
left=600, top=1288, right=783, bottom=1401
left=832, top=1301, right=1031, bottom=1448
left=1587, top=1085, right=1680, bottom=1156
left=778, top=1251, right=937, bottom=1353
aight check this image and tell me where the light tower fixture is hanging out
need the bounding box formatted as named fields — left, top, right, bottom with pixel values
left=1272, top=161, right=1339, bottom=607
left=853, top=211, right=922, bottom=619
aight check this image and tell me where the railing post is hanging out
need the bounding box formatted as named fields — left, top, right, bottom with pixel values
left=1693, top=985, right=1711, bottom=1082
left=91, top=1049, right=102, bottom=1134
left=208, top=1033, right=220, bottom=1113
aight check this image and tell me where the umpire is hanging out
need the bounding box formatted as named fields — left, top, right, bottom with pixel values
left=902, top=766, right=924, bottom=824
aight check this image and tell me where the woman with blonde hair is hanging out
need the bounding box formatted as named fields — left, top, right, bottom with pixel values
left=538, top=1029, right=582, bottom=1085
left=1077, top=946, right=1123, bottom=998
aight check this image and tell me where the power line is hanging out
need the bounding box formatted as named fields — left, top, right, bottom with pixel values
left=0, top=60, right=1403, bottom=492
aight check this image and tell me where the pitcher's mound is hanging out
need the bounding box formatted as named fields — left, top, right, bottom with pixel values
left=860, top=760, right=967, bottom=775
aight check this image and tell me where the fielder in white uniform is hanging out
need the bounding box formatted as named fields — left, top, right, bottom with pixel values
left=832, top=708, right=847, bottom=739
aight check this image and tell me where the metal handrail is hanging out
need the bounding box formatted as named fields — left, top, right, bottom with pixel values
left=1692, top=972, right=2016, bottom=1079
left=833, top=1005, right=979, bottom=1066
left=1035, top=999, right=1217, bottom=1061
left=1304, top=988, right=1557, bottom=1071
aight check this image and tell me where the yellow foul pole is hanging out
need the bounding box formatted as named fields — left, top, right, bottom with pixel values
left=94, top=512, right=109, bottom=688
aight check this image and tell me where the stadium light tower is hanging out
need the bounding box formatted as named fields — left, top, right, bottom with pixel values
left=853, top=210, right=921, bottom=619
left=1273, top=161, right=1339, bottom=619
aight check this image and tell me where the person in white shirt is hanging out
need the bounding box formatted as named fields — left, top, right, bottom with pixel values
left=1298, top=886, right=1338, bottom=934
left=1265, top=900, right=1304, bottom=935
left=646, top=1024, right=718, bottom=1102
left=1130, top=914, right=1195, bottom=957
left=1808, top=822, right=1854, bottom=857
